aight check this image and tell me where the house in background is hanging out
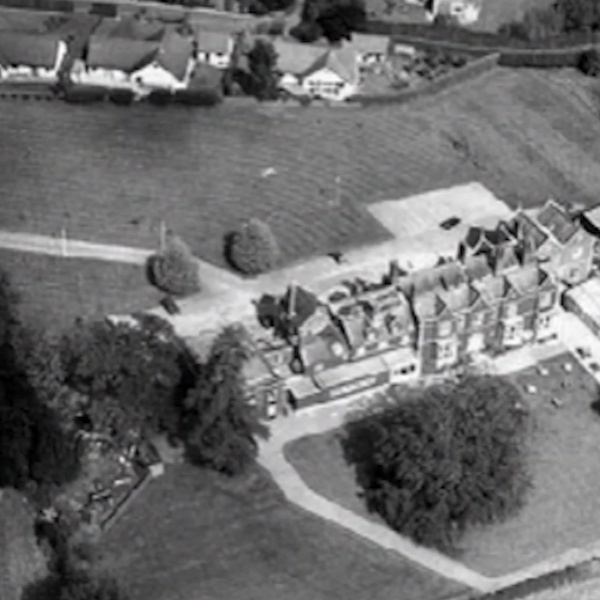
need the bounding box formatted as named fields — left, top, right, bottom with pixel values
left=343, top=33, right=390, bottom=70
left=430, top=0, right=481, bottom=25
left=0, top=32, right=68, bottom=82
left=195, top=29, right=234, bottom=69
left=71, top=30, right=195, bottom=93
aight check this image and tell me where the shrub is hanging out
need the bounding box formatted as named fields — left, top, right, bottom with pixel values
left=147, top=89, right=173, bottom=106
left=62, top=86, right=105, bottom=103
left=147, top=235, right=201, bottom=296
left=174, top=88, right=223, bottom=106
left=226, top=218, right=280, bottom=275
left=108, top=89, right=135, bottom=105
left=342, top=375, right=531, bottom=551
left=579, top=48, right=600, bottom=75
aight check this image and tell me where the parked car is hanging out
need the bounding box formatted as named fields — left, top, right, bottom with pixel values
left=575, top=346, right=592, bottom=359
left=589, top=362, right=600, bottom=373
left=440, top=216, right=461, bottom=230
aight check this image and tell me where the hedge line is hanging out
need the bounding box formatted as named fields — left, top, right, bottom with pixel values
left=0, top=0, right=74, bottom=10
left=356, top=52, right=500, bottom=106
left=362, top=20, right=600, bottom=49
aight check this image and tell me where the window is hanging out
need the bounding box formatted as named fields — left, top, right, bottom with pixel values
left=436, top=339, right=457, bottom=366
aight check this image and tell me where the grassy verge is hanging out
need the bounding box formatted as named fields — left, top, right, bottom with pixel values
left=99, top=463, right=466, bottom=600
left=285, top=354, right=600, bottom=577
left=0, top=248, right=159, bottom=334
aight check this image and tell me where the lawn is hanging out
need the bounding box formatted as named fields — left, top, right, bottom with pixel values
left=0, top=249, right=160, bottom=334
left=470, top=0, right=556, bottom=33
left=2, top=67, right=600, bottom=267
left=285, top=353, right=600, bottom=578
left=98, top=463, right=466, bottom=600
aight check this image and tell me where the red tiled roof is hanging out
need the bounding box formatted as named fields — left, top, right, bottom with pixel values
left=87, top=36, right=157, bottom=72
left=511, top=212, right=549, bottom=250
left=506, top=263, right=541, bottom=294
left=462, top=254, right=492, bottom=281
left=304, top=47, right=359, bottom=83
left=156, top=30, right=193, bottom=80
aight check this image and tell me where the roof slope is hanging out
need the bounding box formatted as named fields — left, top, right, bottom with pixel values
left=535, top=200, right=579, bottom=244
left=195, top=29, right=231, bottom=54
left=304, top=47, right=359, bottom=82
left=272, top=38, right=328, bottom=75
left=0, top=32, right=60, bottom=68
left=87, top=36, right=158, bottom=72
left=156, top=31, right=193, bottom=80
left=93, top=16, right=166, bottom=41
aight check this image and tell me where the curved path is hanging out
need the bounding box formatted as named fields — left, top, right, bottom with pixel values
left=257, top=333, right=600, bottom=596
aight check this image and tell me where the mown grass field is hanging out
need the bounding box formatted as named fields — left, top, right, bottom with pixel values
left=470, top=0, right=556, bottom=32
left=2, top=67, right=600, bottom=268
left=99, top=463, right=465, bottom=600
left=285, top=354, right=600, bottom=578
left=0, top=249, right=159, bottom=334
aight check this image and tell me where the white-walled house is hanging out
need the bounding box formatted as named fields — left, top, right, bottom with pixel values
left=71, top=33, right=195, bottom=93
left=298, top=48, right=360, bottom=101
left=0, top=32, right=68, bottom=82
left=195, top=30, right=234, bottom=69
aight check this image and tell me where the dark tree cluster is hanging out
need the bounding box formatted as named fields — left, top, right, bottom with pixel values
left=342, top=375, right=531, bottom=550
left=61, top=314, right=192, bottom=443
left=291, top=0, right=366, bottom=42
left=181, top=326, right=269, bottom=476
left=0, top=270, right=80, bottom=496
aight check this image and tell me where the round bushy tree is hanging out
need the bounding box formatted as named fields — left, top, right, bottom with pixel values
left=148, top=234, right=201, bottom=297
left=342, top=375, right=531, bottom=550
left=579, top=48, right=600, bottom=76
left=227, top=218, right=280, bottom=275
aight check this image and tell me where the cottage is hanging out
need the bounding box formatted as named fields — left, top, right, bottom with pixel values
left=73, top=31, right=195, bottom=92
left=195, top=29, right=234, bottom=69
left=343, top=33, right=390, bottom=69
left=301, top=48, right=360, bottom=101
left=0, top=32, right=68, bottom=82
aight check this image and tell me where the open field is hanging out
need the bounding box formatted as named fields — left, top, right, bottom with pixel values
left=1, top=67, right=600, bottom=267
left=99, top=463, right=465, bottom=600
left=285, top=353, right=600, bottom=578
left=0, top=249, right=159, bottom=334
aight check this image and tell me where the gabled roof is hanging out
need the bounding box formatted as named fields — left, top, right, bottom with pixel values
left=196, top=29, right=232, bottom=54
left=412, top=290, right=446, bottom=320
left=535, top=199, right=579, bottom=245
left=304, top=47, right=358, bottom=82
left=0, top=32, right=61, bottom=68
left=437, top=283, right=472, bottom=313
left=155, top=30, right=193, bottom=80
left=300, top=323, right=348, bottom=368
left=505, top=262, right=540, bottom=295
left=511, top=211, right=549, bottom=250
left=272, top=38, right=330, bottom=75
left=491, top=243, right=522, bottom=273
left=344, top=32, right=389, bottom=55
left=87, top=36, right=158, bottom=72
left=92, top=16, right=166, bottom=41
left=462, top=254, right=492, bottom=281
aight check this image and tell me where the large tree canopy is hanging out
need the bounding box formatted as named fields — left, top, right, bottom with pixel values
left=342, top=375, right=531, bottom=550
left=294, top=0, right=366, bottom=42
left=183, top=326, right=269, bottom=476
left=61, top=314, right=191, bottom=442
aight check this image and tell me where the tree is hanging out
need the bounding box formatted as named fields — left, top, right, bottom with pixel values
left=342, top=375, right=531, bottom=550
left=0, top=268, right=80, bottom=493
left=555, top=0, right=600, bottom=31
left=247, top=39, right=280, bottom=101
left=24, top=571, right=129, bottom=600
left=183, top=326, right=269, bottom=476
left=299, top=0, right=366, bottom=42
left=62, top=315, right=189, bottom=442
left=226, top=218, right=280, bottom=275
left=579, top=48, right=600, bottom=75
left=147, top=234, right=201, bottom=297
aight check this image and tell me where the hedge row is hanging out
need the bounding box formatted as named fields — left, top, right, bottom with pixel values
left=362, top=20, right=600, bottom=49
left=498, top=47, right=586, bottom=67
left=356, top=52, right=500, bottom=106
left=0, top=0, right=74, bottom=10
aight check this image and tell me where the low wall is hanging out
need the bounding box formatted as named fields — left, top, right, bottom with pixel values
left=99, top=464, right=163, bottom=534
left=355, top=52, right=499, bottom=106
